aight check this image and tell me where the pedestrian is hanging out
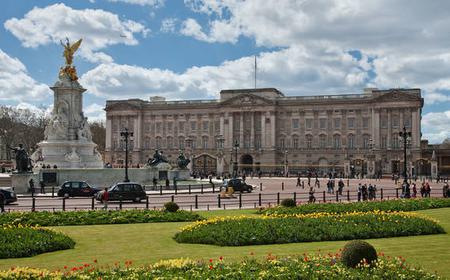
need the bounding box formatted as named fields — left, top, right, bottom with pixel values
left=102, top=188, right=109, bottom=210
left=296, top=175, right=301, bottom=187
left=308, top=187, right=316, bottom=203
left=338, top=179, right=344, bottom=195
left=152, top=177, right=157, bottom=190
left=173, top=177, right=177, bottom=189
left=412, top=183, right=417, bottom=198
left=39, top=180, right=45, bottom=194
left=420, top=182, right=425, bottom=197
left=29, top=178, right=35, bottom=197
left=362, top=184, right=368, bottom=201
left=357, top=183, right=362, bottom=202
left=443, top=183, right=449, bottom=198
left=165, top=178, right=170, bottom=189
left=425, top=182, right=431, bottom=197
left=0, top=191, right=5, bottom=213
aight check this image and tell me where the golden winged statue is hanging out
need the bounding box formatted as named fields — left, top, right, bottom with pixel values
left=60, top=38, right=82, bottom=65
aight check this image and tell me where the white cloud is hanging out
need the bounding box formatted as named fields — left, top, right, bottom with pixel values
left=160, top=18, right=178, bottom=33
left=80, top=44, right=369, bottom=101
left=422, top=111, right=450, bottom=144
left=180, top=18, right=210, bottom=42
left=422, top=92, right=450, bottom=106
left=4, top=3, right=149, bottom=64
left=0, top=49, right=51, bottom=102
left=84, top=103, right=106, bottom=122
left=107, top=0, right=165, bottom=7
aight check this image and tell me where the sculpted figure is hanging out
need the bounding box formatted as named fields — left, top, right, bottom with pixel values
left=176, top=150, right=190, bottom=169
left=60, top=38, right=82, bottom=66
left=148, top=149, right=168, bottom=166
left=9, top=144, right=31, bottom=173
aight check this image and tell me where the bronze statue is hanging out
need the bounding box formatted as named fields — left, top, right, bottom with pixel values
left=59, top=38, right=82, bottom=81
left=148, top=149, right=168, bottom=166
left=177, top=150, right=190, bottom=169
left=9, top=144, right=31, bottom=173
left=60, top=38, right=82, bottom=66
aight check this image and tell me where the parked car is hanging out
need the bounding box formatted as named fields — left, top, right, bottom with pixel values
left=96, top=182, right=146, bottom=203
left=0, top=187, right=17, bottom=204
left=227, top=178, right=253, bottom=193
left=57, top=181, right=101, bottom=198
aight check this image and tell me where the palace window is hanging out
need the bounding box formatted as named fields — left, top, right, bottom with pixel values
left=292, top=119, right=300, bottom=129
left=178, top=136, right=185, bottom=149
left=202, top=136, right=208, bottom=149
left=381, top=117, right=388, bottom=128
left=319, top=118, right=327, bottom=129
left=392, top=133, right=399, bottom=149
left=333, top=135, right=341, bottom=149
left=334, top=118, right=341, bottom=129
left=306, top=119, right=313, bottom=129
left=155, top=137, right=162, bottom=149
left=381, top=135, right=387, bottom=149
left=156, top=122, right=162, bottom=133
left=190, top=121, right=196, bottom=131
left=392, top=117, right=399, bottom=128
left=178, top=121, right=185, bottom=133
left=363, top=117, right=369, bottom=129
left=404, top=116, right=411, bottom=128
left=319, top=135, right=327, bottom=148
left=167, top=122, right=173, bottom=133
left=306, top=135, right=313, bottom=149
left=203, top=121, right=209, bottom=131
left=167, top=137, right=173, bottom=149
left=363, top=135, right=370, bottom=149
left=144, top=138, right=150, bottom=150
left=348, top=118, right=355, bottom=129
left=348, top=134, right=355, bottom=149
left=293, top=137, right=299, bottom=149
left=279, top=138, right=285, bottom=149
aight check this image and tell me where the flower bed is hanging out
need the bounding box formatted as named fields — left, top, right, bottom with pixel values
left=259, top=198, right=450, bottom=216
left=174, top=211, right=444, bottom=246
left=0, top=225, right=75, bottom=259
left=0, top=209, right=202, bottom=226
left=0, top=255, right=441, bottom=279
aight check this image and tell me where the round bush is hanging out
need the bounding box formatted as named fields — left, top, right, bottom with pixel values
left=0, top=226, right=75, bottom=259
left=164, top=202, right=180, bottom=212
left=341, top=240, right=378, bottom=268
left=280, top=198, right=296, bottom=207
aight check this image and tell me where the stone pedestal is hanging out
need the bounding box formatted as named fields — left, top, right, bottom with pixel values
left=169, top=168, right=190, bottom=180
left=11, top=173, right=39, bottom=193
left=32, top=75, right=103, bottom=169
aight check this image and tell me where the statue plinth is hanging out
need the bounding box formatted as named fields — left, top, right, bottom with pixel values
left=31, top=76, right=103, bottom=169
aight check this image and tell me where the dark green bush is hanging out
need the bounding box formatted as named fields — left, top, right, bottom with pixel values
left=164, top=202, right=180, bottom=212
left=260, top=198, right=450, bottom=216
left=281, top=198, right=296, bottom=207
left=0, top=209, right=202, bottom=227
left=0, top=226, right=75, bottom=259
left=341, top=240, right=378, bottom=268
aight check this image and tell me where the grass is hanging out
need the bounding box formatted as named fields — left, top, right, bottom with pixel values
left=0, top=208, right=449, bottom=278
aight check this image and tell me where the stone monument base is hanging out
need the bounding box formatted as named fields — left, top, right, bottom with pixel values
left=11, top=172, right=39, bottom=193
left=169, top=169, right=190, bottom=180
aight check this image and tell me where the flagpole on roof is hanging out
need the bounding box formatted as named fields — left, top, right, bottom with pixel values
left=254, top=55, right=257, bottom=89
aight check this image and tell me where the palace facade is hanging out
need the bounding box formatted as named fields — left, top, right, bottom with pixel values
left=104, top=87, right=424, bottom=177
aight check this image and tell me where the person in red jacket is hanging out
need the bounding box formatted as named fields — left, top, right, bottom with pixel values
left=102, top=188, right=109, bottom=210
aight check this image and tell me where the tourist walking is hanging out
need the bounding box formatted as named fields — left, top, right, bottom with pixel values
left=425, top=182, right=431, bottom=197
left=308, top=187, right=316, bottom=203
left=39, top=181, right=45, bottom=194
left=338, top=179, right=344, bottom=195
left=296, top=175, right=301, bottom=187
left=412, top=183, right=417, bottom=198
left=443, top=183, right=449, bottom=198
left=29, top=178, right=35, bottom=197
left=102, top=188, right=109, bottom=210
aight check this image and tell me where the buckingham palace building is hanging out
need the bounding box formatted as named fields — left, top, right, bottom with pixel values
left=104, top=87, right=424, bottom=177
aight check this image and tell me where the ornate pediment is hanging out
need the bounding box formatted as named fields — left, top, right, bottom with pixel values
left=373, top=90, right=422, bottom=103
left=220, top=93, right=275, bottom=107
left=105, top=101, right=141, bottom=111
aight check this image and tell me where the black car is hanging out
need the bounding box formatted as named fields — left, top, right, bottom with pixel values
left=96, top=182, right=146, bottom=203
left=0, top=188, right=17, bottom=204
left=227, top=178, right=253, bottom=193
left=57, top=181, right=100, bottom=198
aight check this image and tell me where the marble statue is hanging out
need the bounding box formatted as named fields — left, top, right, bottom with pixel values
left=78, top=117, right=92, bottom=141
left=176, top=150, right=190, bottom=169
left=65, top=147, right=80, bottom=162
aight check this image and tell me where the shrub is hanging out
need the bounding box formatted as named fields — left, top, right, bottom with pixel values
left=175, top=211, right=445, bottom=246
left=0, top=225, right=75, bottom=259
left=0, top=255, right=441, bottom=279
left=281, top=198, right=296, bottom=207
left=341, top=240, right=378, bottom=268
left=260, top=198, right=450, bottom=216
left=0, top=209, right=202, bottom=227
left=164, top=202, right=180, bottom=212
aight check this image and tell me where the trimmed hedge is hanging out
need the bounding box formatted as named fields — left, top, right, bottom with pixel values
left=259, top=198, right=450, bottom=216
left=0, top=209, right=202, bottom=227
left=0, top=225, right=75, bottom=259
left=341, top=240, right=378, bottom=268
left=0, top=255, right=440, bottom=279
left=174, top=211, right=445, bottom=246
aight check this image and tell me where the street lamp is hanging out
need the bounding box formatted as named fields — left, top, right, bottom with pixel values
left=284, top=150, right=288, bottom=177
left=120, top=128, right=133, bottom=182
left=399, top=126, right=412, bottom=183
left=233, top=139, right=240, bottom=178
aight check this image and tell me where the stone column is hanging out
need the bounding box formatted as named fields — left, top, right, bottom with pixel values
left=250, top=112, right=255, bottom=149
left=387, top=110, right=392, bottom=148
left=106, top=117, right=112, bottom=150
left=270, top=112, right=276, bottom=148
left=372, top=108, right=380, bottom=148
left=228, top=113, right=233, bottom=148
left=239, top=112, right=244, bottom=146
left=412, top=108, right=420, bottom=148
left=261, top=113, right=266, bottom=148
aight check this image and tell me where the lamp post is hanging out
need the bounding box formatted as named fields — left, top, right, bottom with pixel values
left=233, top=139, right=239, bottom=178
left=399, top=126, right=412, bottom=183
left=120, top=128, right=133, bottom=182
left=284, top=149, right=288, bottom=177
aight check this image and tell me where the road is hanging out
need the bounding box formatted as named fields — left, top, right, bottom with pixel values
left=3, top=177, right=447, bottom=212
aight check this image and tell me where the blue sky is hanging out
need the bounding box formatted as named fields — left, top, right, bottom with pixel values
left=1, top=0, right=450, bottom=143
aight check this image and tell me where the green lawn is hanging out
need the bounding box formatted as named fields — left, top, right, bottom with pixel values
left=0, top=208, right=449, bottom=278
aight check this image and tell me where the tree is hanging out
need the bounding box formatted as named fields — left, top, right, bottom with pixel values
left=0, top=106, right=47, bottom=160
left=90, top=121, right=106, bottom=153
